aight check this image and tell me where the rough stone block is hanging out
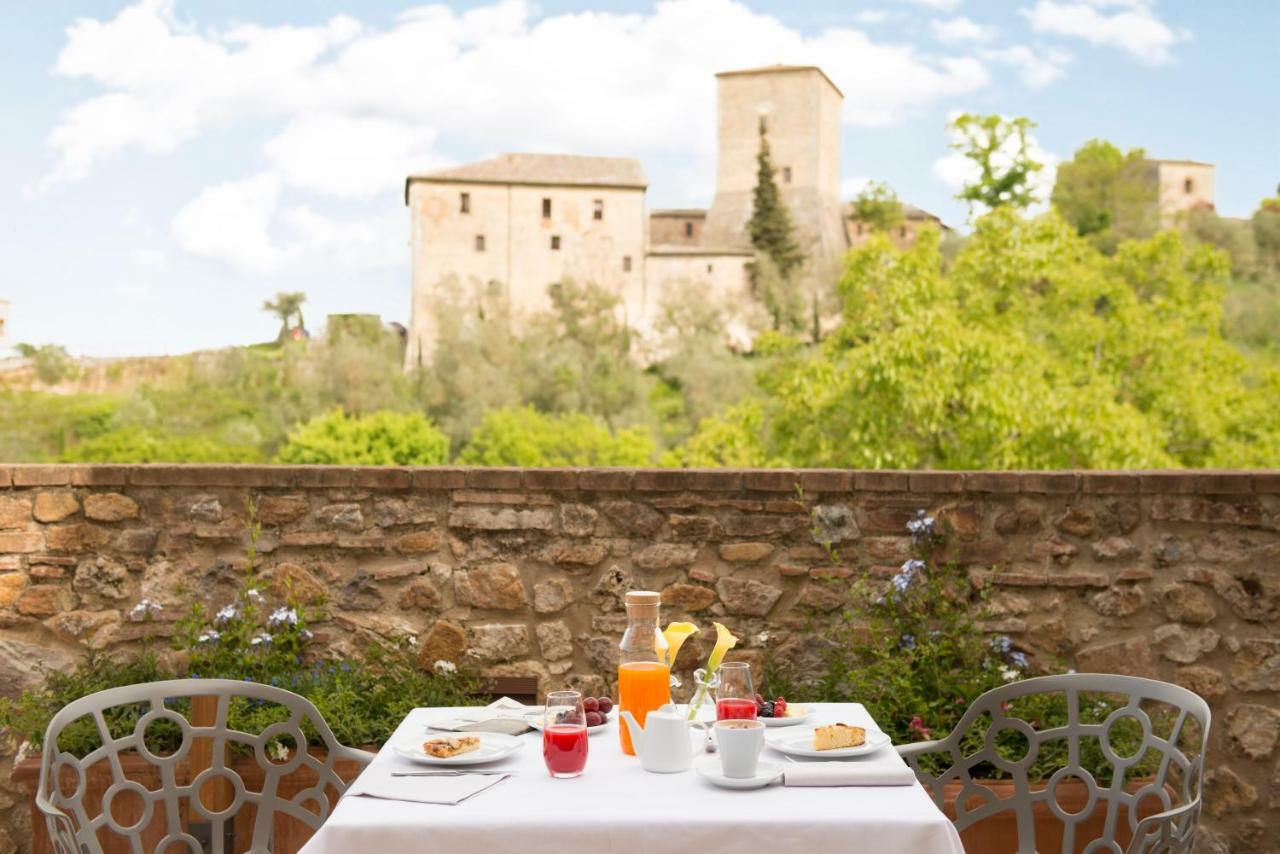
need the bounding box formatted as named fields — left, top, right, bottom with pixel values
left=1154, top=623, right=1220, bottom=663
left=394, top=530, right=444, bottom=554
left=33, top=492, right=80, bottom=523
left=633, top=543, right=698, bottom=570
left=1231, top=639, right=1280, bottom=692
left=16, top=584, right=76, bottom=616
left=718, top=542, right=773, bottom=563
left=533, top=577, right=574, bottom=613
left=468, top=624, right=530, bottom=662
left=715, top=577, right=782, bottom=616
left=256, top=495, right=310, bottom=525
left=448, top=506, right=554, bottom=531
left=0, top=497, right=32, bottom=529
left=83, top=493, right=140, bottom=522
left=661, top=583, right=717, bottom=612
left=535, top=621, right=573, bottom=661
left=454, top=563, right=528, bottom=610
left=1075, top=637, right=1154, bottom=678
left=1227, top=704, right=1280, bottom=760
left=0, top=532, right=43, bottom=554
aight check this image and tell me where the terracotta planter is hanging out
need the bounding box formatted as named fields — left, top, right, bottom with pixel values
left=941, top=778, right=1170, bottom=854
left=13, top=748, right=371, bottom=854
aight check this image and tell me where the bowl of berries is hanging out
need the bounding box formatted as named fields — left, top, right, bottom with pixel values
left=526, top=696, right=615, bottom=735
left=754, top=694, right=810, bottom=727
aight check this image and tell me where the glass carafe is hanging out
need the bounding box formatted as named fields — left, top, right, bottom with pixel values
left=617, top=591, right=671, bottom=756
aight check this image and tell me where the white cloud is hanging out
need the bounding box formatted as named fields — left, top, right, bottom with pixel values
left=853, top=11, right=890, bottom=24
left=931, top=16, right=996, bottom=43
left=171, top=173, right=295, bottom=274
left=264, top=115, right=443, bottom=198
left=841, top=176, right=873, bottom=198
left=932, top=113, right=1059, bottom=215
left=130, top=248, right=167, bottom=269
left=982, top=45, right=1072, bottom=87
left=44, top=0, right=1003, bottom=271
left=894, top=0, right=962, bottom=11
left=1021, top=0, right=1188, bottom=65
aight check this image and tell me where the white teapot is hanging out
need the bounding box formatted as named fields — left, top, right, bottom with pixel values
left=620, top=703, right=692, bottom=773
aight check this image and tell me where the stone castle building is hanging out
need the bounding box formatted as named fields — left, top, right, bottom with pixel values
left=404, top=65, right=1213, bottom=365
left=1143, top=159, right=1215, bottom=227
left=404, top=65, right=866, bottom=366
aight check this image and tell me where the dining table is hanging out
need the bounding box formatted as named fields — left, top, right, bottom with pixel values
left=299, top=702, right=966, bottom=854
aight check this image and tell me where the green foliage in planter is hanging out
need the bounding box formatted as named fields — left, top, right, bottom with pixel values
left=765, top=510, right=1163, bottom=785
left=0, top=501, right=479, bottom=759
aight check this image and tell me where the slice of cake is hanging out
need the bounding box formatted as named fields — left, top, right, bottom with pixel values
left=423, top=735, right=481, bottom=758
left=813, top=723, right=866, bottom=751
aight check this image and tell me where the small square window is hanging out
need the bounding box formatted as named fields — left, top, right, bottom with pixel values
left=1184, top=178, right=1194, bottom=194
left=550, top=235, right=561, bottom=250
left=542, top=198, right=552, bottom=218
left=593, top=200, right=604, bottom=220
left=782, top=166, right=792, bottom=183
left=474, top=234, right=485, bottom=252
left=706, top=263, right=714, bottom=273
left=684, top=222, right=694, bottom=238
left=460, top=192, right=471, bottom=214
left=622, top=255, right=632, bottom=272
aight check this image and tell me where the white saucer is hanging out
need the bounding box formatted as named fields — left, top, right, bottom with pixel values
left=694, top=756, right=784, bottom=790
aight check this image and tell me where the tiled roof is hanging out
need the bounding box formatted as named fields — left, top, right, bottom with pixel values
left=408, top=154, right=647, bottom=190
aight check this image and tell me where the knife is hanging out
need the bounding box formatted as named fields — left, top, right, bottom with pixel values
left=390, top=770, right=513, bottom=777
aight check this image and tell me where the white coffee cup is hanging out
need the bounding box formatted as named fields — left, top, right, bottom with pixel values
left=713, top=719, right=765, bottom=778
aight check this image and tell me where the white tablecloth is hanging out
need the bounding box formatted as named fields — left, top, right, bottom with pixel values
left=300, top=703, right=964, bottom=854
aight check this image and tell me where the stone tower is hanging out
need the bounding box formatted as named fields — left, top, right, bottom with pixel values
left=701, top=66, right=848, bottom=265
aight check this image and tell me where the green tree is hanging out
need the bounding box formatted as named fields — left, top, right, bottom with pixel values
left=16, top=343, right=79, bottom=385
left=1253, top=187, right=1280, bottom=274
left=950, top=114, right=1043, bottom=215
left=676, top=209, right=1280, bottom=469
left=849, top=181, right=905, bottom=233
left=1051, top=139, right=1155, bottom=252
left=276, top=410, right=449, bottom=465
left=263, top=291, right=307, bottom=341
left=459, top=406, right=654, bottom=466
left=747, top=117, right=805, bottom=331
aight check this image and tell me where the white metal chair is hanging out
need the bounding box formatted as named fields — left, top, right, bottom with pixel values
left=897, top=673, right=1210, bottom=854
left=36, top=678, right=373, bottom=854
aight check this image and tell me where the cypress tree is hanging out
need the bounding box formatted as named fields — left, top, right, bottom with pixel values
left=748, top=117, right=805, bottom=279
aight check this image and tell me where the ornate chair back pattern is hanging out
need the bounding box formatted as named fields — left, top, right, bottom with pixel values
left=35, top=678, right=373, bottom=854
left=896, top=673, right=1210, bottom=854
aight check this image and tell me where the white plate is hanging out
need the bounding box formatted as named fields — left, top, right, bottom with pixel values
left=760, top=708, right=812, bottom=727
left=523, top=710, right=614, bottom=735
left=393, top=732, right=524, bottom=766
left=695, top=756, right=784, bottom=790
left=765, top=727, right=893, bottom=759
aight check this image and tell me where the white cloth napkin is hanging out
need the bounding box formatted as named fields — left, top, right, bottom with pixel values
left=430, top=697, right=539, bottom=731
left=347, top=771, right=512, bottom=806
left=783, top=761, right=917, bottom=787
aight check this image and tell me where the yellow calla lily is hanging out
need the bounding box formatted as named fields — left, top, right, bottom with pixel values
left=661, top=621, right=700, bottom=668
left=706, top=622, right=739, bottom=675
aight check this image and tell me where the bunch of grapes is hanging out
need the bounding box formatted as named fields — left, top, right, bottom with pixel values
left=582, top=696, right=613, bottom=727
left=754, top=694, right=788, bottom=718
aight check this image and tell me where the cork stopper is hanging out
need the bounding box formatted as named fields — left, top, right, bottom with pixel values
left=625, top=590, right=661, bottom=616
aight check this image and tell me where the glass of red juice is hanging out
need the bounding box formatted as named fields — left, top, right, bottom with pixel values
left=543, top=690, right=588, bottom=778
left=715, top=662, right=757, bottom=721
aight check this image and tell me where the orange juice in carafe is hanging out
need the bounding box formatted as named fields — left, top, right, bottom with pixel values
left=617, top=591, right=671, bottom=755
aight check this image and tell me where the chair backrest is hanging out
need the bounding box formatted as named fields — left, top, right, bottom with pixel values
left=900, top=673, right=1210, bottom=854
left=36, top=678, right=372, bottom=854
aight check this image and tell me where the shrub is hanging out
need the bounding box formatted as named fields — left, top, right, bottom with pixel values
left=276, top=409, right=449, bottom=465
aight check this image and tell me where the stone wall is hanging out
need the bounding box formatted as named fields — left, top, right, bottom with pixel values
left=0, top=465, right=1277, bottom=852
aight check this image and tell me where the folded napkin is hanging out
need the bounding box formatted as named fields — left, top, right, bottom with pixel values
left=430, top=697, right=538, bottom=734
left=783, top=761, right=917, bottom=787
left=347, top=771, right=512, bottom=806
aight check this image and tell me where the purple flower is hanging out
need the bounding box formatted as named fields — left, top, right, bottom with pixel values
left=1010, top=651, right=1028, bottom=669
left=900, top=633, right=916, bottom=650
left=992, top=635, right=1013, bottom=654
left=891, top=559, right=925, bottom=595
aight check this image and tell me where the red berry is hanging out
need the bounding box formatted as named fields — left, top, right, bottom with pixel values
left=583, top=697, right=599, bottom=713
left=585, top=711, right=605, bottom=727
left=773, top=697, right=787, bottom=717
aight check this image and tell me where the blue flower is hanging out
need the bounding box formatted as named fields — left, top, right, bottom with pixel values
left=992, top=635, right=1013, bottom=654
left=891, top=559, right=925, bottom=596
left=900, top=633, right=917, bottom=650
left=1010, top=651, right=1029, bottom=669
left=906, top=510, right=936, bottom=540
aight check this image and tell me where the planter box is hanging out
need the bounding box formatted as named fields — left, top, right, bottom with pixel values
left=942, top=778, right=1170, bottom=854
left=13, top=748, right=371, bottom=854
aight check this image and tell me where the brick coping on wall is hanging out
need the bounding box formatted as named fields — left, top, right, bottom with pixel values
left=1, top=464, right=1276, bottom=494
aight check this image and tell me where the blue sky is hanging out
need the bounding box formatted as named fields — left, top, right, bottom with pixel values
left=2, top=0, right=1277, bottom=356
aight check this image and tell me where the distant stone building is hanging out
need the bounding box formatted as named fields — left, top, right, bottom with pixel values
left=846, top=203, right=950, bottom=250
left=1143, top=159, right=1215, bottom=228
left=404, top=64, right=945, bottom=364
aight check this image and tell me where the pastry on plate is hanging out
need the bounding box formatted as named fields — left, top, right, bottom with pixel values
left=423, top=735, right=481, bottom=758
left=813, top=723, right=866, bottom=751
